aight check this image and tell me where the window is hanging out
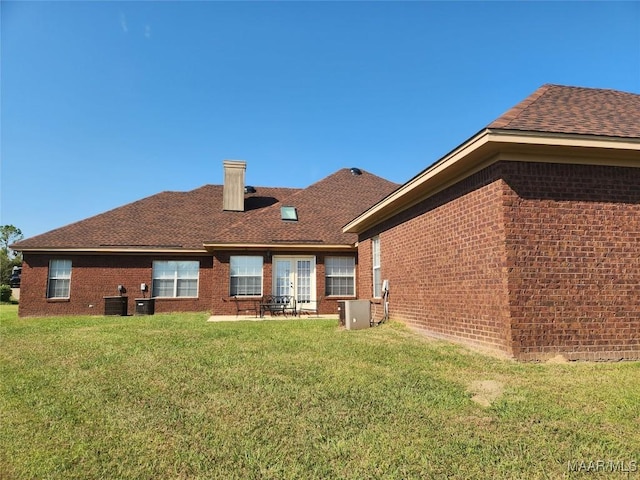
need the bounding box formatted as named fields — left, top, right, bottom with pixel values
left=372, top=236, right=381, bottom=298
left=152, top=261, right=199, bottom=298
left=230, top=256, right=263, bottom=296
left=325, top=256, right=355, bottom=296
left=47, top=259, right=72, bottom=298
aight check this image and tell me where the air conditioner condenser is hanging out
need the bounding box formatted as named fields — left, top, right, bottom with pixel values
left=343, top=300, right=371, bottom=330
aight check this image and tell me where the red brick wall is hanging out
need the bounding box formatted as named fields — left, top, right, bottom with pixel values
left=19, top=254, right=214, bottom=317
left=211, top=251, right=353, bottom=316
left=503, top=162, right=640, bottom=361
left=210, top=251, right=266, bottom=316
left=356, top=240, right=375, bottom=318
left=358, top=161, right=640, bottom=361
left=19, top=250, right=354, bottom=317
left=358, top=165, right=513, bottom=354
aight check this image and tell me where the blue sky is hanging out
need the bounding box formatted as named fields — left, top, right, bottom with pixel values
left=2, top=1, right=639, bottom=240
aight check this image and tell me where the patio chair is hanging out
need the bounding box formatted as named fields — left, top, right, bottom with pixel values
left=298, top=296, right=322, bottom=317
left=261, top=295, right=296, bottom=317
left=232, top=296, right=259, bottom=318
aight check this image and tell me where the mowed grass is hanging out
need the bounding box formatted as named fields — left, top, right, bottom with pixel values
left=1, top=304, right=639, bottom=479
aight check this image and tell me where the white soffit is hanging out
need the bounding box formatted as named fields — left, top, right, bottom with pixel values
left=343, top=130, right=640, bottom=234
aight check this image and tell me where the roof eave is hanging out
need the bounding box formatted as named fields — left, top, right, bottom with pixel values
left=343, top=129, right=640, bottom=234
left=14, top=247, right=208, bottom=255
left=203, top=242, right=356, bottom=252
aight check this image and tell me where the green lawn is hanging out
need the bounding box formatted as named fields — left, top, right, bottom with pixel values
left=1, top=304, right=638, bottom=479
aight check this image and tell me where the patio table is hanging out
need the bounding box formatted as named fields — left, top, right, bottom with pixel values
left=260, top=295, right=297, bottom=318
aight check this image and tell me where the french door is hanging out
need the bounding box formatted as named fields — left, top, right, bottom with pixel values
left=273, top=256, right=316, bottom=307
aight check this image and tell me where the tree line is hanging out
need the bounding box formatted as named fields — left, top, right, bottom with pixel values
left=1, top=225, right=23, bottom=285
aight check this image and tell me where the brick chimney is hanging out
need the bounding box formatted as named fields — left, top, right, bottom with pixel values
left=223, top=160, right=246, bottom=212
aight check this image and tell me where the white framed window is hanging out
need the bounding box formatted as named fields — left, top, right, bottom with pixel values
left=372, top=236, right=381, bottom=298
left=325, top=256, right=355, bottom=297
left=230, top=256, right=263, bottom=296
left=152, top=261, right=199, bottom=298
left=47, top=259, right=72, bottom=299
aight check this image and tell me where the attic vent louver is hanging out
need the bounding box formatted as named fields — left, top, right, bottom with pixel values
left=350, top=167, right=362, bottom=176
left=245, top=186, right=257, bottom=194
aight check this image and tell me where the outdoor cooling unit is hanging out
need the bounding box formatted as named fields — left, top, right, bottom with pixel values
left=104, top=296, right=128, bottom=316
left=341, top=300, right=371, bottom=330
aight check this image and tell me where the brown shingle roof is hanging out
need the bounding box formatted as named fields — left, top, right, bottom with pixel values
left=14, top=169, right=398, bottom=251
left=344, top=84, right=640, bottom=236
left=12, top=186, right=297, bottom=250
left=488, top=84, right=640, bottom=138
left=211, top=168, right=399, bottom=246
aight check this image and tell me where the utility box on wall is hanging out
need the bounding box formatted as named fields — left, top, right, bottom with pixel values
left=341, top=300, right=371, bottom=330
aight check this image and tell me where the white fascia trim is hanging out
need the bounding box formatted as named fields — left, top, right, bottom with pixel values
left=203, top=243, right=356, bottom=251
left=17, top=247, right=208, bottom=255
left=488, top=129, right=640, bottom=151
left=344, top=130, right=640, bottom=234
left=343, top=130, right=491, bottom=233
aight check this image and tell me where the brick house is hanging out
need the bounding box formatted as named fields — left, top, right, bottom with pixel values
left=11, top=84, right=639, bottom=361
left=344, top=85, right=640, bottom=361
left=12, top=162, right=398, bottom=318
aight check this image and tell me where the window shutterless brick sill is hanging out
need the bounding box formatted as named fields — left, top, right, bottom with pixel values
left=47, top=298, right=70, bottom=303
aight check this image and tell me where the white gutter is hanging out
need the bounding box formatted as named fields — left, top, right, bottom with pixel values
left=16, top=243, right=358, bottom=254
left=344, top=129, right=640, bottom=234
left=203, top=242, right=356, bottom=251
left=15, top=247, right=208, bottom=255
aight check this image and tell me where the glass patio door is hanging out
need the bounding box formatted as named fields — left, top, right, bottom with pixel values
left=273, top=256, right=315, bottom=307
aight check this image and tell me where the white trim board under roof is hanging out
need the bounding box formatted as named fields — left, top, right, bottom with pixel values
left=203, top=242, right=356, bottom=252
left=14, top=247, right=208, bottom=255
left=343, top=128, right=640, bottom=235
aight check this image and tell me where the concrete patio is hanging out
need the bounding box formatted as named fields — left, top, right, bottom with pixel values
left=207, top=314, right=337, bottom=322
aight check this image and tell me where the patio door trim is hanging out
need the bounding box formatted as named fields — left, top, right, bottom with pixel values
left=272, top=255, right=316, bottom=305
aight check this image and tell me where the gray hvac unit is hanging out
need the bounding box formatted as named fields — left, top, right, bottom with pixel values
left=342, top=300, right=371, bottom=330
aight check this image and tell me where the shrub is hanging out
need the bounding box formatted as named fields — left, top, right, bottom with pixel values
left=0, top=284, right=12, bottom=302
